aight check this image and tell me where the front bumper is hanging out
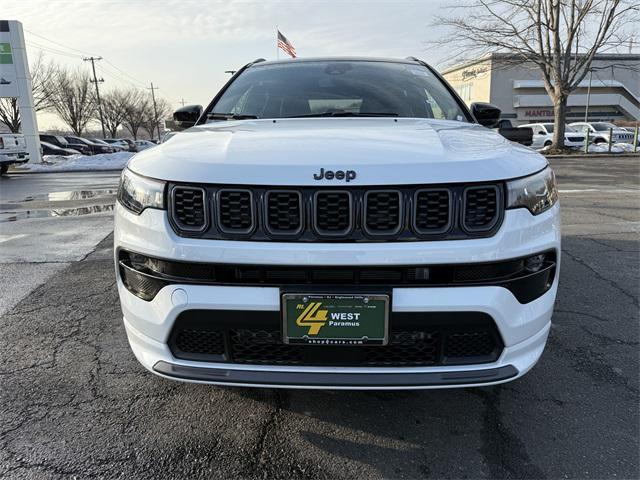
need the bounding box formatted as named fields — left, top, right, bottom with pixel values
left=115, top=203, right=560, bottom=389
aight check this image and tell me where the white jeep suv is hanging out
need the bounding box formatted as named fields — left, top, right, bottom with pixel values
left=115, top=57, right=560, bottom=389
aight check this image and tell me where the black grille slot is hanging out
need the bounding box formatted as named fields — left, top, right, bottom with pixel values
left=445, top=331, right=496, bottom=358
left=463, top=186, right=500, bottom=232
left=364, top=331, right=439, bottom=366
left=265, top=190, right=302, bottom=235
left=314, top=191, right=352, bottom=236
left=175, top=329, right=225, bottom=356
left=414, top=189, right=451, bottom=234
left=171, top=187, right=206, bottom=231
left=231, top=330, right=304, bottom=365
left=364, top=190, right=402, bottom=235
left=218, top=189, right=254, bottom=234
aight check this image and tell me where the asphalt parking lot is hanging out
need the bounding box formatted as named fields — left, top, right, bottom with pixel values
left=0, top=157, right=638, bottom=479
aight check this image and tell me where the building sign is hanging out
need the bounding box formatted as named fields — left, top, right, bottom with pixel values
left=0, top=25, right=19, bottom=97
left=461, top=67, right=488, bottom=81
left=0, top=20, right=40, bottom=162
left=525, top=109, right=554, bottom=118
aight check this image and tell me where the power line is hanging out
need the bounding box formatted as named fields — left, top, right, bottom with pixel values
left=24, top=28, right=97, bottom=57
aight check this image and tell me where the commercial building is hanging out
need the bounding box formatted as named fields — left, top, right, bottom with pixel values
left=442, top=53, right=639, bottom=125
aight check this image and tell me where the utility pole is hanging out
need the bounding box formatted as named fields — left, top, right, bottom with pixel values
left=179, top=98, right=186, bottom=107
left=84, top=56, right=107, bottom=138
left=148, top=82, right=161, bottom=141
left=584, top=68, right=593, bottom=122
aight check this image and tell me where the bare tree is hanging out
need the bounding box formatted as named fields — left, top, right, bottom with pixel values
left=432, top=0, right=639, bottom=148
left=49, top=68, right=96, bottom=135
left=0, top=53, right=60, bottom=132
left=100, top=89, right=132, bottom=138
left=142, top=97, right=171, bottom=140
left=121, top=89, right=149, bottom=140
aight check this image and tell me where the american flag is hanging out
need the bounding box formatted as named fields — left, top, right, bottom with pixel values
left=277, top=30, right=297, bottom=58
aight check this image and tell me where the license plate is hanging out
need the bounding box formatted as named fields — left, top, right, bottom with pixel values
left=282, top=293, right=389, bottom=346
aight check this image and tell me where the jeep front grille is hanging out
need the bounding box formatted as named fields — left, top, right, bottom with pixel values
left=265, top=190, right=303, bottom=235
left=168, top=183, right=504, bottom=241
left=170, top=187, right=207, bottom=232
left=364, top=190, right=402, bottom=235
left=413, top=189, right=451, bottom=234
left=217, top=189, right=254, bottom=234
left=463, top=185, right=501, bottom=232
left=314, top=191, right=353, bottom=236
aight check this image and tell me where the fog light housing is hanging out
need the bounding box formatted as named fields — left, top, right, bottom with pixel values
left=120, top=262, right=167, bottom=301
left=524, top=254, right=546, bottom=272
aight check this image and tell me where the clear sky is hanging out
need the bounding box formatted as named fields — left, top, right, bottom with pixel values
left=5, top=0, right=455, bottom=130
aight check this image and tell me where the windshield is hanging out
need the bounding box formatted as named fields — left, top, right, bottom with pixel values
left=210, top=60, right=470, bottom=121
left=592, top=122, right=616, bottom=131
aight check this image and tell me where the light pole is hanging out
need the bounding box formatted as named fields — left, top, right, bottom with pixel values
left=584, top=68, right=593, bottom=122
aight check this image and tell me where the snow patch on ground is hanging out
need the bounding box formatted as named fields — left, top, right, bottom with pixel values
left=538, top=142, right=636, bottom=154
left=19, top=152, right=134, bottom=172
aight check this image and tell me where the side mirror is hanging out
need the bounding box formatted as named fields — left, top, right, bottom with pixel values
left=471, top=102, right=501, bottom=128
left=173, top=105, right=203, bottom=130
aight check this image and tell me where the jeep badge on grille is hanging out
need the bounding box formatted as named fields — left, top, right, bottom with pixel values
left=313, top=168, right=356, bottom=182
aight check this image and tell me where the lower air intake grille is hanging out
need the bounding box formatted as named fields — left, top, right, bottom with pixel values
left=218, top=189, right=254, bottom=234
left=463, top=186, right=500, bottom=232
left=314, top=191, right=352, bottom=236
left=168, top=311, right=504, bottom=367
left=171, top=187, right=206, bottom=231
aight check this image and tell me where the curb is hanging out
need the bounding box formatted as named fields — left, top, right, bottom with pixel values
left=544, top=153, right=640, bottom=159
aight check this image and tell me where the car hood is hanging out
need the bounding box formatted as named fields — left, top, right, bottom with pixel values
left=128, top=118, right=547, bottom=185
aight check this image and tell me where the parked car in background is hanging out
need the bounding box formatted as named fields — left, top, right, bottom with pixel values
left=92, top=138, right=125, bottom=152
left=134, top=139, right=156, bottom=151
left=40, top=141, right=81, bottom=156
left=0, top=132, right=29, bottom=175
left=519, top=123, right=586, bottom=148
left=64, top=136, right=115, bottom=154
left=40, top=134, right=67, bottom=148
left=569, top=122, right=635, bottom=144
left=104, top=138, right=137, bottom=152
left=496, top=119, right=532, bottom=146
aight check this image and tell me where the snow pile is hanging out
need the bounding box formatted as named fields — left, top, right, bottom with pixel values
left=20, top=152, right=134, bottom=172
left=613, top=142, right=636, bottom=152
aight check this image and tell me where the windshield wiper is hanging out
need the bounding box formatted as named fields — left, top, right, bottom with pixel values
left=208, top=113, right=259, bottom=120
left=284, top=112, right=399, bottom=118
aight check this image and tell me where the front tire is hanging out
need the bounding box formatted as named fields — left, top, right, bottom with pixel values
left=544, top=140, right=552, bottom=147
left=0, top=164, right=8, bottom=176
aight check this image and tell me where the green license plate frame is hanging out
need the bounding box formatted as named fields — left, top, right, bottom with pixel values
left=282, top=293, right=389, bottom=346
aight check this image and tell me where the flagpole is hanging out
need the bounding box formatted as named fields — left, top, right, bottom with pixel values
left=276, top=26, right=279, bottom=60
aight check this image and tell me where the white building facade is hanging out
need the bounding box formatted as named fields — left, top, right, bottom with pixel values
left=442, top=53, right=639, bottom=126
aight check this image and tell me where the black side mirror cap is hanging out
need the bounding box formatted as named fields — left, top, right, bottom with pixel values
left=471, top=102, right=501, bottom=128
left=173, top=105, right=203, bottom=130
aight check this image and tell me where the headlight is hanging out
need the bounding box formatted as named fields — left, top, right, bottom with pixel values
left=506, top=167, right=558, bottom=215
left=117, top=168, right=165, bottom=214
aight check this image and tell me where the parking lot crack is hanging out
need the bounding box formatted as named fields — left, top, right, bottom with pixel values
left=562, top=249, right=639, bottom=308
left=472, top=387, right=547, bottom=479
